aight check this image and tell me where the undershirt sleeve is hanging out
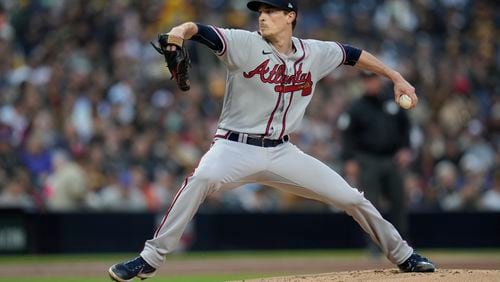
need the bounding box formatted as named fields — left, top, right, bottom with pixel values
left=341, top=44, right=362, bottom=66
left=191, top=23, right=224, bottom=54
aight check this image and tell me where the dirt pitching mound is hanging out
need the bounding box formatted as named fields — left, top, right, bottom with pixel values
left=247, top=269, right=500, bottom=282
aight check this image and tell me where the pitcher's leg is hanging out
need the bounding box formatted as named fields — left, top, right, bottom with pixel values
left=268, top=144, right=413, bottom=265
left=142, top=140, right=267, bottom=268
left=141, top=175, right=214, bottom=268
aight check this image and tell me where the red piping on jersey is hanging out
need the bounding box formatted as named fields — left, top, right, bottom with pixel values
left=279, top=94, right=294, bottom=139
left=265, top=54, right=288, bottom=137
left=213, top=131, right=230, bottom=139
left=278, top=39, right=306, bottom=138
left=153, top=175, right=191, bottom=238
left=212, top=26, right=227, bottom=56
left=294, top=39, right=306, bottom=68
left=335, top=42, right=346, bottom=67
left=265, top=92, right=283, bottom=136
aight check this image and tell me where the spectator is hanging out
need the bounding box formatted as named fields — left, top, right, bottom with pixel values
left=45, top=150, right=87, bottom=211
left=151, top=168, right=176, bottom=211
left=20, top=132, right=52, bottom=187
left=96, top=170, right=147, bottom=212
left=0, top=124, right=20, bottom=182
left=404, top=173, right=425, bottom=211
left=0, top=3, right=14, bottom=42
left=480, top=168, right=500, bottom=211
left=0, top=179, right=34, bottom=209
left=434, top=160, right=462, bottom=211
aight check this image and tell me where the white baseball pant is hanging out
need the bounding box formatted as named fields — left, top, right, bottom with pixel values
left=141, top=135, right=413, bottom=268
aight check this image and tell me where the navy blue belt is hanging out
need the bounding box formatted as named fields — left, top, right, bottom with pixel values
left=226, top=132, right=289, bottom=147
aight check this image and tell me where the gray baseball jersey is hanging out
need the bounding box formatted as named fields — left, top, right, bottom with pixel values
left=140, top=27, right=413, bottom=269
left=213, top=27, right=344, bottom=138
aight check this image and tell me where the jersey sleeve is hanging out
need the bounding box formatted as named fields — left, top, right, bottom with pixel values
left=311, top=40, right=346, bottom=79
left=208, top=27, right=253, bottom=70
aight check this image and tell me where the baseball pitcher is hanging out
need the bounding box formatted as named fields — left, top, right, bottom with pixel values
left=109, top=1, right=435, bottom=281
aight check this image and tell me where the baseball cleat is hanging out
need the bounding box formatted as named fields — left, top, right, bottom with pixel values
left=398, top=252, right=436, bottom=272
left=108, top=256, right=156, bottom=282
left=137, top=268, right=157, bottom=280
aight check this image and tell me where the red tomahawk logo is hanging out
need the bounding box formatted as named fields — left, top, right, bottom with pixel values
left=274, top=81, right=313, bottom=96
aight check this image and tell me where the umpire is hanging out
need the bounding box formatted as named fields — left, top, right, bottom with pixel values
left=340, top=72, right=412, bottom=246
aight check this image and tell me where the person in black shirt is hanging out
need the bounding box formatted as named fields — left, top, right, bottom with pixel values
left=340, top=72, right=412, bottom=253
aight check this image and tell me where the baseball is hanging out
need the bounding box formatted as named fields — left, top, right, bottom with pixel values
left=399, top=94, right=412, bottom=109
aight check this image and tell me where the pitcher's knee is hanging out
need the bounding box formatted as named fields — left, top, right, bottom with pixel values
left=190, top=171, right=223, bottom=190
left=337, top=188, right=367, bottom=211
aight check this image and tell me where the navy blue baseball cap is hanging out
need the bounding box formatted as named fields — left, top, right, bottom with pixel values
left=247, top=0, right=298, bottom=13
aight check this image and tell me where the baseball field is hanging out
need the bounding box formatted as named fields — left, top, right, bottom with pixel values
left=0, top=249, right=498, bottom=281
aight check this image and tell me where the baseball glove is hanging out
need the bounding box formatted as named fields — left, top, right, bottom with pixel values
left=151, top=34, right=191, bottom=91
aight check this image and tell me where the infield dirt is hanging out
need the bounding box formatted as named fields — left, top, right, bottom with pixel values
left=247, top=269, right=500, bottom=281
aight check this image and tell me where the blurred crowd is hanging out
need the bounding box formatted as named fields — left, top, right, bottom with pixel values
left=0, top=0, right=499, bottom=213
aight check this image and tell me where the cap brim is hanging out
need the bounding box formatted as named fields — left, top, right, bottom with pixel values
left=247, top=0, right=282, bottom=12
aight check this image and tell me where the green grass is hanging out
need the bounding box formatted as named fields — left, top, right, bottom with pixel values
left=0, top=249, right=368, bottom=264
